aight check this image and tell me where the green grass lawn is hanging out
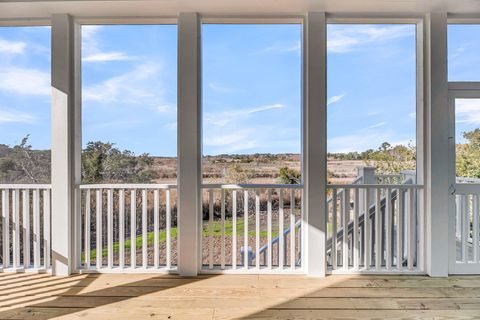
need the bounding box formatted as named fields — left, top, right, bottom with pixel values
left=87, top=217, right=281, bottom=260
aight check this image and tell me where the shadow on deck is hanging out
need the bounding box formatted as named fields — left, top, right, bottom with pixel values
left=1, top=272, right=480, bottom=319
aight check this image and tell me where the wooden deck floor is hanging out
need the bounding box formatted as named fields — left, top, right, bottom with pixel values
left=1, top=273, right=480, bottom=319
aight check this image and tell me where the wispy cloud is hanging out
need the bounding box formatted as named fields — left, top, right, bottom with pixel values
left=83, top=52, right=135, bottom=62
left=328, top=131, right=414, bottom=153
left=259, top=41, right=301, bottom=54
left=0, top=67, right=50, bottom=96
left=0, top=108, right=35, bottom=123
left=0, top=38, right=26, bottom=55
left=365, top=121, right=386, bottom=129
left=83, top=62, right=162, bottom=103
left=327, top=93, right=346, bottom=105
left=208, top=82, right=233, bottom=93
left=456, top=99, right=480, bottom=124
left=82, top=25, right=134, bottom=63
left=156, top=104, right=175, bottom=115
left=328, top=25, right=413, bottom=53
left=204, top=103, right=285, bottom=127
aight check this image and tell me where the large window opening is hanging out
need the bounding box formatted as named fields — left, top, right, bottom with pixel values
left=327, top=24, right=417, bottom=185
left=0, top=26, right=51, bottom=184
left=80, top=24, right=178, bottom=270
left=201, top=23, right=302, bottom=269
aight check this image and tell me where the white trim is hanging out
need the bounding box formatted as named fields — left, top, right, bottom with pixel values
left=74, top=16, right=177, bottom=25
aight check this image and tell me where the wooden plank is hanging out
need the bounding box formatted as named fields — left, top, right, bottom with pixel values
left=130, top=190, right=136, bottom=269
left=154, top=189, right=159, bottom=268
left=255, top=189, right=260, bottom=269
left=22, top=190, right=31, bottom=269
left=267, top=189, right=272, bottom=269
left=290, top=189, right=295, bottom=270
left=209, top=189, right=214, bottom=270
left=107, top=189, right=113, bottom=269
left=84, top=189, right=91, bottom=269
left=43, top=189, right=50, bottom=269
left=142, top=189, right=148, bottom=268
left=12, top=189, right=20, bottom=269
left=244, top=190, right=249, bottom=269
left=2, top=189, right=10, bottom=269
left=221, top=189, right=225, bottom=270
left=166, top=189, right=171, bottom=269
left=119, top=189, right=125, bottom=269
left=33, top=189, right=40, bottom=269
left=96, top=189, right=102, bottom=269
left=232, top=190, right=237, bottom=270
left=279, top=189, right=284, bottom=270
left=353, top=188, right=359, bottom=270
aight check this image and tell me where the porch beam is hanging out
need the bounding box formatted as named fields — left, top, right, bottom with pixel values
left=177, top=12, right=201, bottom=276
left=424, top=12, right=449, bottom=277
left=51, top=14, right=81, bottom=276
left=303, top=12, right=327, bottom=276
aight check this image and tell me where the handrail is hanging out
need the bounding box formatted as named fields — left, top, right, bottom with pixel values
left=79, top=183, right=177, bottom=189
left=0, top=184, right=51, bottom=189
left=201, top=183, right=303, bottom=189
left=255, top=219, right=301, bottom=261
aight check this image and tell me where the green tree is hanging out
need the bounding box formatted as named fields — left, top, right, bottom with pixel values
left=82, top=141, right=156, bottom=183
left=278, top=167, right=301, bottom=184
left=457, top=129, right=480, bottom=178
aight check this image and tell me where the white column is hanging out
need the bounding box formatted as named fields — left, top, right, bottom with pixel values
left=177, top=12, right=201, bottom=276
left=424, top=12, right=449, bottom=277
left=51, top=14, right=81, bottom=276
left=303, top=12, right=327, bottom=276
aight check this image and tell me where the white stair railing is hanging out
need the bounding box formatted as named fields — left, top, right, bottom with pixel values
left=201, top=184, right=303, bottom=273
left=326, top=178, right=423, bottom=273
left=78, top=184, right=177, bottom=272
left=1, top=184, right=51, bottom=272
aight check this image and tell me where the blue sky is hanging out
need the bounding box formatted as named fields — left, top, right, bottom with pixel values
left=0, top=24, right=477, bottom=156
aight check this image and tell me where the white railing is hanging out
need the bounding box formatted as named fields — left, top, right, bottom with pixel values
left=78, top=184, right=177, bottom=272
left=326, top=181, right=423, bottom=273
left=1, top=185, right=51, bottom=272
left=453, top=183, right=480, bottom=273
left=201, top=184, right=303, bottom=273
left=376, top=174, right=403, bottom=185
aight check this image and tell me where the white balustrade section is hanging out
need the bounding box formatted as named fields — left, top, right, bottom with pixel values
left=326, top=182, right=423, bottom=273
left=79, top=184, right=177, bottom=272
left=453, top=184, right=480, bottom=273
left=201, top=184, right=303, bottom=273
left=0, top=185, right=51, bottom=272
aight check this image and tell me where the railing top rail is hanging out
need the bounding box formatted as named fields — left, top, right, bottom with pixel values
left=327, top=183, right=423, bottom=189
left=455, top=183, right=480, bottom=194
left=201, top=183, right=303, bottom=189
left=78, top=183, right=177, bottom=189
left=376, top=174, right=402, bottom=177
left=0, top=184, right=51, bottom=189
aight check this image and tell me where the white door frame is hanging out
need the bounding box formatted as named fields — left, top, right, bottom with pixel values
left=448, top=84, right=480, bottom=274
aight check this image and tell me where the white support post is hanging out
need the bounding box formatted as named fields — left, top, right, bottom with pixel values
left=303, top=12, right=327, bottom=276
left=51, top=14, right=81, bottom=276
left=177, top=12, right=201, bottom=276
left=424, top=12, right=449, bottom=277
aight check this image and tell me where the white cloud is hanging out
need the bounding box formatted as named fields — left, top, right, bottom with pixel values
left=83, top=52, right=134, bottom=62
left=259, top=41, right=301, bottom=54
left=208, top=82, right=233, bottom=93
left=0, top=67, right=50, bottom=96
left=204, top=128, right=258, bottom=152
left=328, top=25, right=413, bottom=53
left=83, top=62, right=162, bottom=103
left=0, top=108, right=35, bottom=123
left=0, top=39, right=26, bottom=55
left=156, top=104, right=174, bottom=114
left=327, top=93, right=346, bottom=105
left=81, top=25, right=134, bottom=63
left=365, top=121, right=386, bottom=129
left=204, top=103, right=285, bottom=127
left=455, top=99, right=480, bottom=125
left=409, top=112, right=416, bottom=119
left=328, top=131, right=413, bottom=153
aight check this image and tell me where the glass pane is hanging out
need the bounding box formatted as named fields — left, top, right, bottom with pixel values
left=202, top=24, right=302, bottom=185
left=448, top=24, right=480, bottom=82
left=82, top=25, right=177, bottom=184
left=327, top=24, right=417, bottom=185
left=455, top=98, right=480, bottom=181
left=0, top=26, right=51, bottom=184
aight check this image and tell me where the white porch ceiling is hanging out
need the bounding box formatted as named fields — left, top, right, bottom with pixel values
left=0, top=0, right=480, bottom=20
